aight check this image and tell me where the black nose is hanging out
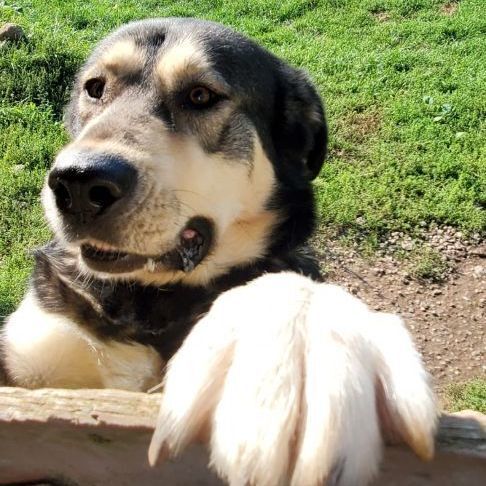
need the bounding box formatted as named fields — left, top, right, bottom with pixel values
left=48, top=153, right=137, bottom=223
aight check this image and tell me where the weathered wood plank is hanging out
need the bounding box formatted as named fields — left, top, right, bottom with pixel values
left=0, top=387, right=484, bottom=485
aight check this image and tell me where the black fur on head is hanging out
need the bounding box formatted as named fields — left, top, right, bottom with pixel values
left=272, top=66, right=327, bottom=182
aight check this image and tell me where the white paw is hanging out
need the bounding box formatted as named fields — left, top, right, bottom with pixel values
left=149, top=272, right=437, bottom=486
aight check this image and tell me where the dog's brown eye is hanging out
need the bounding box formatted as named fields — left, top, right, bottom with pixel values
left=84, top=78, right=105, bottom=99
left=186, top=86, right=218, bottom=109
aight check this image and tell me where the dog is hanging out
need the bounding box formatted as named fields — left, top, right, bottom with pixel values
left=1, top=18, right=437, bottom=485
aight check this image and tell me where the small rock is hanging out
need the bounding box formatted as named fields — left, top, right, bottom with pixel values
left=0, top=23, right=25, bottom=42
left=472, top=265, right=486, bottom=279
left=470, top=245, right=486, bottom=258
left=401, top=240, right=414, bottom=251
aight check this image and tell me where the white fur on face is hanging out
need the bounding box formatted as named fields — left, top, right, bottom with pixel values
left=100, top=39, right=144, bottom=76
left=3, top=291, right=163, bottom=391
left=149, top=273, right=437, bottom=485
left=156, top=38, right=210, bottom=90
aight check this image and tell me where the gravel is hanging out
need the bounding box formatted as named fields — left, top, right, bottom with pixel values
left=313, top=225, right=486, bottom=394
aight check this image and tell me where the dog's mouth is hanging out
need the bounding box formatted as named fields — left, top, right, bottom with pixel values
left=80, top=216, right=214, bottom=274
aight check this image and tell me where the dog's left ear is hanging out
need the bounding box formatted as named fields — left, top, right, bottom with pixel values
left=272, top=67, right=327, bottom=180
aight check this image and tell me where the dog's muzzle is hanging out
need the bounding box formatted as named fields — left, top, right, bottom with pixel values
left=47, top=150, right=214, bottom=275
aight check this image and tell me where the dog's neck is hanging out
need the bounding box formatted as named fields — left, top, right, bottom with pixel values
left=31, top=240, right=321, bottom=360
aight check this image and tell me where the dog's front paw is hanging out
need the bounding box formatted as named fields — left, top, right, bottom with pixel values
left=149, top=273, right=437, bottom=486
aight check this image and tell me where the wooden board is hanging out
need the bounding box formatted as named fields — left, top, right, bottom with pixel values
left=0, top=387, right=484, bottom=485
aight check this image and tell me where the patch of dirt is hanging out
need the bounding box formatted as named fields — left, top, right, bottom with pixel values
left=329, top=110, right=382, bottom=161
left=347, top=110, right=382, bottom=142
left=372, top=11, right=391, bottom=22
left=313, top=226, right=485, bottom=397
left=441, top=2, right=458, bottom=16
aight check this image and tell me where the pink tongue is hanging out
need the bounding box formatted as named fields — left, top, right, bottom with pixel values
left=181, top=228, right=198, bottom=240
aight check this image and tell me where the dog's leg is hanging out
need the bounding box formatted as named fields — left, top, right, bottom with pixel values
left=2, top=291, right=162, bottom=390
left=289, top=285, right=437, bottom=486
left=150, top=272, right=437, bottom=486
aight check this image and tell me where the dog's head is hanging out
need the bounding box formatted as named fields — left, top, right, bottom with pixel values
left=43, top=18, right=327, bottom=285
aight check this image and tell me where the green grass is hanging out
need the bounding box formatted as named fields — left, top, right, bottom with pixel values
left=445, top=379, right=486, bottom=413
left=1, top=0, right=485, bottom=317
left=408, top=246, right=449, bottom=281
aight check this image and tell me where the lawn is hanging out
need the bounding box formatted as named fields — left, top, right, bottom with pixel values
left=0, top=1, right=485, bottom=409
left=445, top=379, right=486, bottom=414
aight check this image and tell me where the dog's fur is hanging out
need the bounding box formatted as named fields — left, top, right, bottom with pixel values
left=1, top=18, right=436, bottom=485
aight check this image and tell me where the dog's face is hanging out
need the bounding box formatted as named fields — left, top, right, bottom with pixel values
left=43, top=18, right=327, bottom=285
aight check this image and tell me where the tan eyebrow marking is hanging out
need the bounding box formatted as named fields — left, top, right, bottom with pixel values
left=101, top=39, right=144, bottom=76
left=155, top=39, right=210, bottom=89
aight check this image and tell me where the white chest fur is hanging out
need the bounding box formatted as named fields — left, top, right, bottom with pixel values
left=3, top=291, right=163, bottom=390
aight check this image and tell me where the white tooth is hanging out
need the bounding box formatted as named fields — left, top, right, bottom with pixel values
left=146, top=258, right=156, bottom=272
left=89, top=241, right=117, bottom=252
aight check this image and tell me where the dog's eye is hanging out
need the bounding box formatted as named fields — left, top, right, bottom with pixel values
left=84, top=78, right=105, bottom=99
left=185, top=86, right=219, bottom=109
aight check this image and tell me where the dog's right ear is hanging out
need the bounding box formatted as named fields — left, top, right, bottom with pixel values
left=271, top=67, right=327, bottom=181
